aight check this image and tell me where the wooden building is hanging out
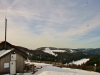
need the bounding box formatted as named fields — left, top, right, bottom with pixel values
left=0, top=41, right=28, bottom=74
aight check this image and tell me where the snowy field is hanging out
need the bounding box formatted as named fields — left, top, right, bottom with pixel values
left=33, top=63, right=100, bottom=75
left=3, top=62, right=100, bottom=75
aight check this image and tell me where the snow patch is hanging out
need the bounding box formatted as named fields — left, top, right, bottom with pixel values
left=43, top=48, right=66, bottom=56
left=43, top=48, right=57, bottom=56
left=70, top=49, right=74, bottom=53
left=52, top=50, right=66, bottom=52
left=68, top=58, right=89, bottom=65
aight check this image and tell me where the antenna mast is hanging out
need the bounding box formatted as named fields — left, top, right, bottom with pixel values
left=5, top=2, right=8, bottom=50
left=5, top=17, right=7, bottom=49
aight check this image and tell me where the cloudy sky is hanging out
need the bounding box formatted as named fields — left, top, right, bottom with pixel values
left=0, top=0, right=100, bottom=49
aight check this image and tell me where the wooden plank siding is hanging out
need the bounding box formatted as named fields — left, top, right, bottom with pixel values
left=16, top=53, right=25, bottom=73
left=0, top=53, right=10, bottom=73
left=0, top=53, right=25, bottom=74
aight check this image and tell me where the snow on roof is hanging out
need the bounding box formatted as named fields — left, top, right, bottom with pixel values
left=68, top=58, right=89, bottom=65
left=0, top=49, right=13, bottom=57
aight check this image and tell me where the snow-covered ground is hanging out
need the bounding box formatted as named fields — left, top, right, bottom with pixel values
left=34, top=65, right=99, bottom=75
left=52, top=50, right=66, bottom=52
left=43, top=48, right=66, bottom=56
left=70, top=49, right=74, bottom=53
left=3, top=62, right=100, bottom=75
left=43, top=48, right=57, bottom=56
left=68, top=58, right=89, bottom=65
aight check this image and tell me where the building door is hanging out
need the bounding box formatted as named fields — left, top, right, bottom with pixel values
left=10, top=61, right=16, bottom=74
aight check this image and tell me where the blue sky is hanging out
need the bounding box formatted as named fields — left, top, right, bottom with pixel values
left=0, top=0, right=100, bottom=49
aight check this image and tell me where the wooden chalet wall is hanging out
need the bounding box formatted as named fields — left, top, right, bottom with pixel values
left=0, top=54, right=10, bottom=73
left=0, top=53, right=25, bottom=74
left=16, top=53, right=25, bottom=73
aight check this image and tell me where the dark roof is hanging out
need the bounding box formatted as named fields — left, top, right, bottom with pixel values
left=0, top=41, right=28, bottom=57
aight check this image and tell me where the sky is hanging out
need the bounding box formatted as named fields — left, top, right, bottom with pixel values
left=0, top=0, right=100, bottom=49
